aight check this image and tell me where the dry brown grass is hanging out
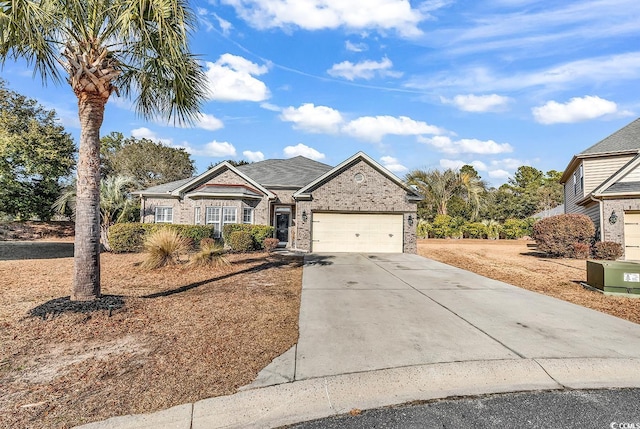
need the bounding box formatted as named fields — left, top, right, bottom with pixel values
left=418, top=239, right=640, bottom=325
left=0, top=242, right=302, bottom=429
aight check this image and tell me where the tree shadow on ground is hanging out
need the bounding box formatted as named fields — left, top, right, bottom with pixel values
left=142, top=255, right=303, bottom=299
left=303, top=254, right=335, bottom=266
left=0, top=242, right=74, bottom=261
left=28, top=295, right=125, bottom=320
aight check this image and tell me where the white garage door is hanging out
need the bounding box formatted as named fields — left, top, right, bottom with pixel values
left=624, top=212, right=640, bottom=260
left=312, top=213, right=403, bottom=253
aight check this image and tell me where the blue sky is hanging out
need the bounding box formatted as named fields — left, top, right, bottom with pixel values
left=3, top=0, right=640, bottom=186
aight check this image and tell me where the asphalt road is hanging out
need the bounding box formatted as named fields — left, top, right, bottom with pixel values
left=288, top=389, right=640, bottom=429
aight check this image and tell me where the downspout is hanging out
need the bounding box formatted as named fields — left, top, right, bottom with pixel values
left=590, top=195, right=604, bottom=242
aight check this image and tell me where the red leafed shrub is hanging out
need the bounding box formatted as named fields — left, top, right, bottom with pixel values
left=532, top=214, right=595, bottom=257
left=263, top=237, right=279, bottom=253
left=572, top=242, right=590, bottom=259
left=592, top=241, right=624, bottom=260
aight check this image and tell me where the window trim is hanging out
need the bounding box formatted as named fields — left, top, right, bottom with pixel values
left=194, top=206, right=201, bottom=225
left=155, top=206, right=173, bottom=224
left=242, top=207, right=253, bottom=224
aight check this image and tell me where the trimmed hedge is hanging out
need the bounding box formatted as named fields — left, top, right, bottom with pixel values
left=592, top=241, right=623, bottom=260
left=227, top=231, right=254, bottom=252
left=532, top=214, right=595, bottom=257
left=108, top=223, right=216, bottom=253
left=222, top=224, right=274, bottom=250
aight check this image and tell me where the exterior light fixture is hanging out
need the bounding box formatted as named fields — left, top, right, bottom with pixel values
left=609, top=210, right=618, bottom=225
left=302, top=210, right=308, bottom=223
left=408, top=214, right=414, bottom=226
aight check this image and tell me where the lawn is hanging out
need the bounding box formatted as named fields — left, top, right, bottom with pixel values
left=418, top=239, right=640, bottom=325
left=0, top=242, right=302, bottom=429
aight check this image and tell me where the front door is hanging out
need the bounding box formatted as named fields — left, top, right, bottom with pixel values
left=276, top=212, right=290, bottom=244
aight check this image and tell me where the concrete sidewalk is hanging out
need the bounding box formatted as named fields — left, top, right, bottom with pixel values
left=77, top=253, right=640, bottom=429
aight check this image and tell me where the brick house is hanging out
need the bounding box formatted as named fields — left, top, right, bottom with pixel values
left=560, top=118, right=640, bottom=259
left=136, top=152, right=421, bottom=253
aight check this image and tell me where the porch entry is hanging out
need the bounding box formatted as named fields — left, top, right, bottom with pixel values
left=274, top=206, right=291, bottom=245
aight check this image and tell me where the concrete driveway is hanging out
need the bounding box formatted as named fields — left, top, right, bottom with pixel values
left=293, top=252, right=640, bottom=380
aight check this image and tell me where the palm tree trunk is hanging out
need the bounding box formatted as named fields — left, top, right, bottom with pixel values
left=72, top=94, right=106, bottom=301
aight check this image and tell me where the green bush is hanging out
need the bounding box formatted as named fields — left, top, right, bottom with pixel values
left=532, top=214, right=595, bottom=257
left=227, top=231, right=254, bottom=252
left=592, top=241, right=623, bottom=260
left=500, top=218, right=534, bottom=239
left=431, top=215, right=453, bottom=238
left=463, top=222, right=487, bottom=239
left=222, top=224, right=275, bottom=250
left=416, top=219, right=431, bottom=239
left=108, top=223, right=216, bottom=253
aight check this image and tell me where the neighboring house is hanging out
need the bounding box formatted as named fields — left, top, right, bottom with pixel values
left=136, top=151, right=421, bottom=253
left=560, top=118, right=640, bottom=259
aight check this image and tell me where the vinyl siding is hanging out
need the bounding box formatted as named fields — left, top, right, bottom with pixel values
left=585, top=202, right=601, bottom=232
left=583, top=155, right=634, bottom=193
left=564, top=163, right=584, bottom=214
left=619, top=164, right=640, bottom=182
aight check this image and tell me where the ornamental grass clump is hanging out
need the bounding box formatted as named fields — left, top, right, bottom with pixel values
left=142, top=228, right=190, bottom=269
left=189, top=239, right=230, bottom=268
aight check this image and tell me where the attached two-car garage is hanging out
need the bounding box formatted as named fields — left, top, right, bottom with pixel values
left=311, top=213, right=404, bottom=253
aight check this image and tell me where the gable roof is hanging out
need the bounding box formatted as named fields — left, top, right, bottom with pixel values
left=133, top=177, right=192, bottom=196
left=560, top=117, right=640, bottom=184
left=589, top=153, right=640, bottom=198
left=236, top=156, right=333, bottom=187
left=580, top=118, right=640, bottom=155
left=293, top=151, right=422, bottom=200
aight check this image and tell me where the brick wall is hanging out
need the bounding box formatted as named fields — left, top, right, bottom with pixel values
left=294, top=160, right=417, bottom=253
left=602, top=198, right=640, bottom=258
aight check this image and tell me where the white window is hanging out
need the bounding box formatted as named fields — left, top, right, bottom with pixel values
left=579, top=164, right=583, bottom=190
left=573, top=173, right=577, bottom=195
left=206, top=207, right=221, bottom=237
left=194, top=207, right=201, bottom=225
left=223, top=207, right=237, bottom=225
left=155, top=207, right=173, bottom=223
left=243, top=208, right=253, bottom=224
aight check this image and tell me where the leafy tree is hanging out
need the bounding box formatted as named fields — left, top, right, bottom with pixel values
left=0, top=81, right=75, bottom=220
left=207, top=159, right=251, bottom=170
left=1, top=0, right=207, bottom=300
left=101, top=132, right=195, bottom=188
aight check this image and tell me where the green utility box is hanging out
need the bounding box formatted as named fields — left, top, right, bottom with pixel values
left=586, top=260, right=640, bottom=296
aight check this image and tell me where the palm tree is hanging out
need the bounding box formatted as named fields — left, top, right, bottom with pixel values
left=406, top=169, right=461, bottom=216
left=458, top=171, right=486, bottom=220
left=1, top=0, right=206, bottom=300
left=54, top=175, right=138, bottom=251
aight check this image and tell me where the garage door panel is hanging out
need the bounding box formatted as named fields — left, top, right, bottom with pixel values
left=312, top=213, right=403, bottom=253
left=624, top=212, right=640, bottom=260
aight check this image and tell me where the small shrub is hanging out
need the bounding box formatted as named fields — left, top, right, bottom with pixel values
left=108, top=223, right=216, bottom=253
left=416, top=219, right=431, bottom=239
left=263, top=237, right=279, bottom=252
left=222, top=224, right=275, bottom=250
left=571, top=242, right=590, bottom=259
left=189, top=240, right=229, bottom=268
left=142, top=228, right=190, bottom=269
left=463, top=222, right=487, bottom=239
left=227, top=231, right=254, bottom=252
left=482, top=219, right=501, bottom=240
left=501, top=218, right=529, bottom=239
left=532, top=214, right=595, bottom=257
left=592, top=241, right=623, bottom=260
left=431, top=214, right=453, bottom=238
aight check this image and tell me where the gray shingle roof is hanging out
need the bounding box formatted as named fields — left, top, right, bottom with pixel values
left=236, top=156, right=333, bottom=187
left=602, top=181, right=640, bottom=194
left=580, top=118, right=640, bottom=155
left=137, top=177, right=193, bottom=194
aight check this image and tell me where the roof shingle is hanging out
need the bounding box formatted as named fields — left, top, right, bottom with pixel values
left=236, top=156, right=333, bottom=187
left=580, top=118, right=640, bottom=155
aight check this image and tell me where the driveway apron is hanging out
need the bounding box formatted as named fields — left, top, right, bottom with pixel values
left=295, top=253, right=640, bottom=381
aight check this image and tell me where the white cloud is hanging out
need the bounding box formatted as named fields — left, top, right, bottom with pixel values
left=532, top=95, right=618, bottom=124
left=204, top=54, right=270, bottom=102
left=260, top=102, right=282, bottom=112
left=343, top=115, right=444, bottom=142
left=194, top=113, right=224, bottom=131
left=327, top=57, right=402, bottom=81
left=491, top=158, right=523, bottom=170
left=488, top=169, right=511, bottom=179
left=345, top=40, right=368, bottom=52
left=419, top=135, right=513, bottom=155
left=221, top=0, right=426, bottom=37
left=199, top=141, right=237, bottom=157
left=380, top=156, right=408, bottom=173
left=243, top=150, right=265, bottom=162
left=214, top=13, right=234, bottom=36
left=130, top=127, right=172, bottom=145
left=441, top=94, right=512, bottom=112
left=283, top=143, right=326, bottom=160
left=280, top=103, right=344, bottom=133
